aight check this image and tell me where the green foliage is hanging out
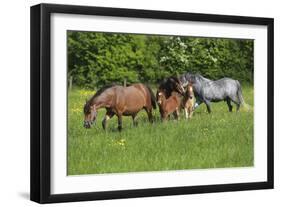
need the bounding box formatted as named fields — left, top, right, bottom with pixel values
left=68, top=32, right=253, bottom=89
left=159, top=37, right=253, bottom=82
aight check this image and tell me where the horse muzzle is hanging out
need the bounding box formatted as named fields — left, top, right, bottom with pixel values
left=83, top=121, right=92, bottom=129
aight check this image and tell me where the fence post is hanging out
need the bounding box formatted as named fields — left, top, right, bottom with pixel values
left=123, top=78, right=127, bottom=87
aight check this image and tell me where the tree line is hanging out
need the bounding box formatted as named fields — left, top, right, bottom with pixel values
left=67, top=31, right=253, bottom=89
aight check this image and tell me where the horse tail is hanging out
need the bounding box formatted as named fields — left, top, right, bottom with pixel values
left=145, top=85, right=157, bottom=109
left=236, top=80, right=245, bottom=105
left=236, top=80, right=250, bottom=111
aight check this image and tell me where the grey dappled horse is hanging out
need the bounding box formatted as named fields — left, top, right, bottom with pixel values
left=179, top=73, right=245, bottom=113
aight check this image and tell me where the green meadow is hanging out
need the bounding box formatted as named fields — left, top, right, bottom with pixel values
left=67, top=86, right=254, bottom=175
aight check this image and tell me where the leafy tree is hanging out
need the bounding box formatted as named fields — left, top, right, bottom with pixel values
left=67, top=31, right=253, bottom=89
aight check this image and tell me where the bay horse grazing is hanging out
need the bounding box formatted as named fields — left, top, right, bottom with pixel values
left=179, top=73, right=245, bottom=113
left=182, top=83, right=195, bottom=119
left=83, top=83, right=156, bottom=131
left=156, top=91, right=181, bottom=121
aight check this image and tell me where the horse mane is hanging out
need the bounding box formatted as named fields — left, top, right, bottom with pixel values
left=89, top=84, right=116, bottom=103
left=84, top=84, right=116, bottom=114
left=185, top=73, right=210, bottom=83
left=182, top=73, right=196, bottom=83
left=195, top=74, right=210, bottom=81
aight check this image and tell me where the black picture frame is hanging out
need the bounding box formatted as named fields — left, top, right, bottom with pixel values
left=30, top=3, right=274, bottom=204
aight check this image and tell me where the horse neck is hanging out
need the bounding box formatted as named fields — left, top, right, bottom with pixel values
left=164, top=94, right=178, bottom=105
left=198, top=75, right=211, bottom=82
left=186, top=86, right=193, bottom=95
left=192, top=75, right=209, bottom=88
left=90, top=94, right=109, bottom=109
left=159, top=96, right=167, bottom=107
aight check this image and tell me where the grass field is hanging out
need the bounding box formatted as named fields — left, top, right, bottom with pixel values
left=67, top=86, right=254, bottom=175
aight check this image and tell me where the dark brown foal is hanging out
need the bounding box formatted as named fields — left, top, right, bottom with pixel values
left=157, top=91, right=181, bottom=121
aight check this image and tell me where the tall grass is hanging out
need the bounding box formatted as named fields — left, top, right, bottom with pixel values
left=67, top=86, right=253, bottom=175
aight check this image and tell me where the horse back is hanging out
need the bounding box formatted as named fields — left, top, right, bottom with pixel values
left=202, top=78, right=240, bottom=100
left=113, top=84, right=147, bottom=114
left=162, top=93, right=181, bottom=113
left=131, top=83, right=155, bottom=108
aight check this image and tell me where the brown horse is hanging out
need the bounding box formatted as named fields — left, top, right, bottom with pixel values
left=83, top=83, right=156, bottom=131
left=182, top=83, right=195, bottom=119
left=156, top=91, right=181, bottom=121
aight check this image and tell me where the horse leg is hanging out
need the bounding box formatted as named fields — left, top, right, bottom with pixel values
left=176, top=108, right=180, bottom=120
left=132, top=114, right=138, bottom=127
left=184, top=107, right=188, bottom=119
left=233, top=100, right=240, bottom=112
left=229, top=95, right=240, bottom=112
left=226, top=98, right=233, bottom=112
left=117, top=114, right=123, bottom=132
left=102, top=111, right=114, bottom=130
left=193, top=98, right=203, bottom=111
left=236, top=103, right=241, bottom=111
left=144, top=107, right=153, bottom=123
left=205, top=100, right=212, bottom=113
left=173, top=109, right=180, bottom=120
left=161, top=113, right=168, bottom=122
left=167, top=114, right=171, bottom=120
left=188, top=106, right=193, bottom=118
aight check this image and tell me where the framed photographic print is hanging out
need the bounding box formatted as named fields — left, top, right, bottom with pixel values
left=30, top=3, right=274, bottom=203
